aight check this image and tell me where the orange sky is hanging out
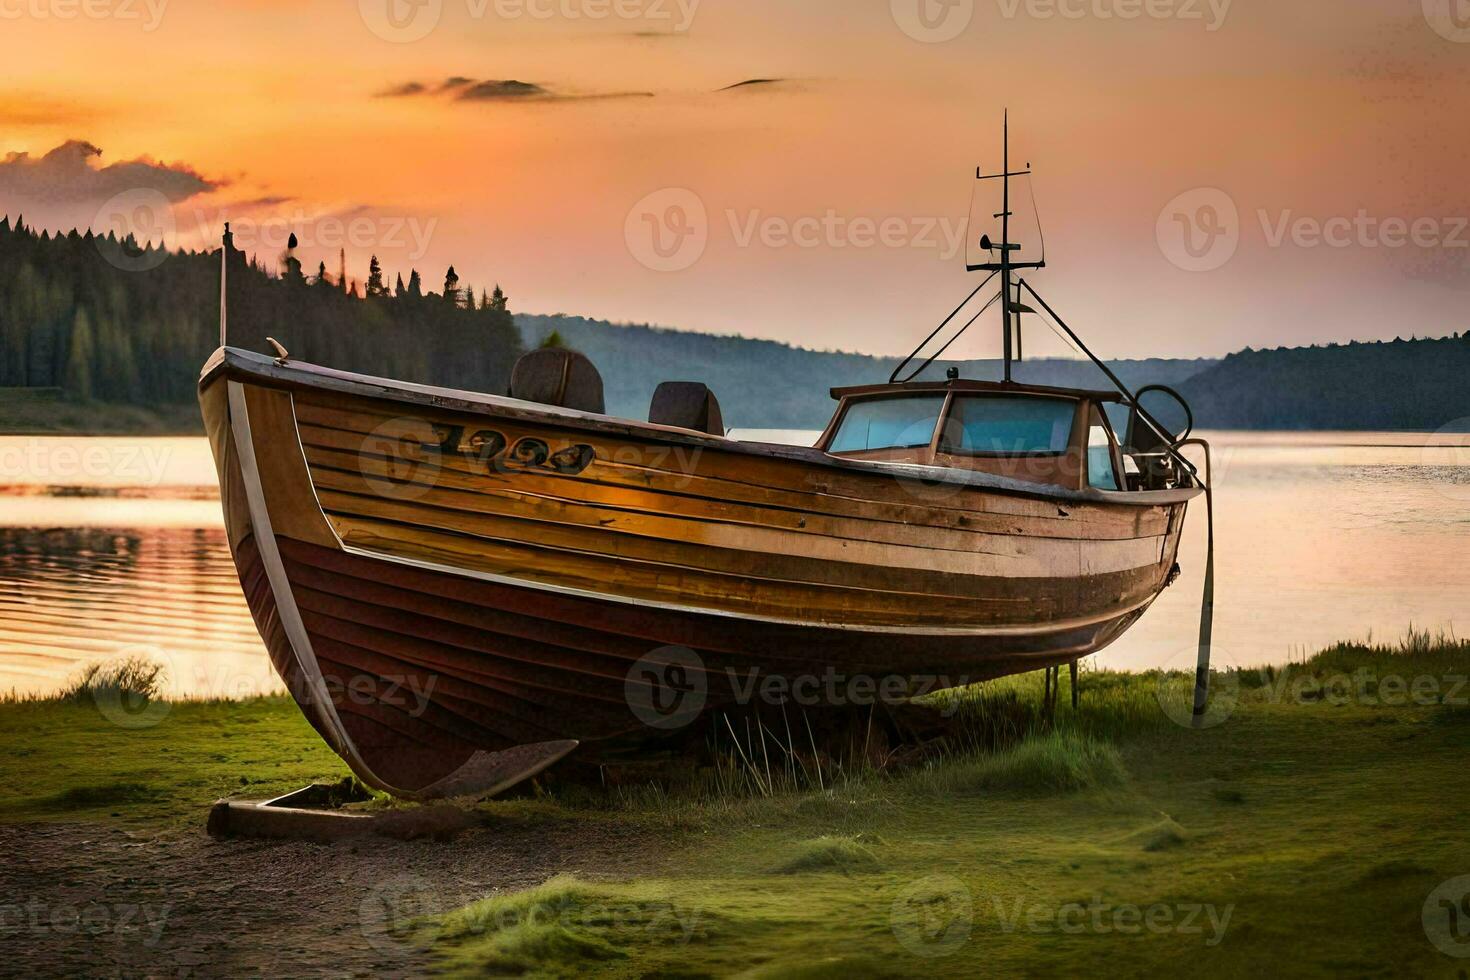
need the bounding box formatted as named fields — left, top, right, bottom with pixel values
left=3, top=0, right=1469, bottom=358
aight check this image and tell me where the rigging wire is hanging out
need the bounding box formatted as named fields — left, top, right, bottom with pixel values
left=1027, top=172, right=1046, bottom=266
left=888, top=271, right=998, bottom=383
left=894, top=289, right=1003, bottom=384
left=1033, top=304, right=1083, bottom=357
left=964, top=176, right=979, bottom=270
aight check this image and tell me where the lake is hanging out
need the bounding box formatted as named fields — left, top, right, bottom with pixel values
left=1, top=431, right=1466, bottom=698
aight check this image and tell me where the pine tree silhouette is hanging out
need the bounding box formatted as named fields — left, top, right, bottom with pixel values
left=366, top=255, right=386, bottom=297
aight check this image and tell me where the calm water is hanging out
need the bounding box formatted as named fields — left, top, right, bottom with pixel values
left=1, top=432, right=1466, bottom=697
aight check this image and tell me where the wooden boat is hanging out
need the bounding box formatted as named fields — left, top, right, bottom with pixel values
left=199, top=121, right=1214, bottom=799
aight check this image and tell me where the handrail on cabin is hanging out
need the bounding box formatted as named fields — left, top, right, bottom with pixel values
left=1017, top=278, right=1208, bottom=491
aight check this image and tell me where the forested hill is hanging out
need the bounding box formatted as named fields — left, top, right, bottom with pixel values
left=1177, top=334, right=1470, bottom=431
left=4, top=216, right=1468, bottom=434
left=517, top=314, right=1214, bottom=430
left=0, top=218, right=521, bottom=412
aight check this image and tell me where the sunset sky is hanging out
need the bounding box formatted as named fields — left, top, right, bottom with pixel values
left=3, top=0, right=1468, bottom=358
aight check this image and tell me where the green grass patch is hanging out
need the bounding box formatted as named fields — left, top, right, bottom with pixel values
left=914, top=731, right=1128, bottom=796
left=773, top=834, right=882, bottom=874
left=53, top=654, right=167, bottom=705
left=434, top=874, right=714, bottom=977
left=426, top=631, right=1470, bottom=976
left=5, top=631, right=1470, bottom=975
left=0, top=695, right=348, bottom=825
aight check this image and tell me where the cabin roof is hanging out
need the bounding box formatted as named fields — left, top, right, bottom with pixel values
left=830, top=379, right=1125, bottom=402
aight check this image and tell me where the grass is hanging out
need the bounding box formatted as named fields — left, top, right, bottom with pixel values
left=773, top=834, right=883, bottom=874
left=426, top=632, right=1470, bottom=977
left=913, top=731, right=1128, bottom=795
left=0, top=693, right=348, bottom=826
left=5, top=633, right=1470, bottom=975
left=55, top=654, right=168, bottom=705
left=0, top=388, right=202, bottom=435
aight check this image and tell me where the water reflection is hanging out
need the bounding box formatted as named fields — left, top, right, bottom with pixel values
left=0, top=431, right=1466, bottom=697
left=0, top=526, right=280, bottom=699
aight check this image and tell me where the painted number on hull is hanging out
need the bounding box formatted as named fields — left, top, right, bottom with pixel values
left=433, top=424, right=597, bottom=476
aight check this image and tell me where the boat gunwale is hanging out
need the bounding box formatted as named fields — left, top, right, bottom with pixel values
left=200, top=346, right=1202, bottom=509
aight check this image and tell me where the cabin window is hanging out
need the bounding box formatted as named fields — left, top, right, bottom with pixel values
left=1088, top=407, right=1121, bottom=490
left=940, top=396, right=1074, bottom=456
left=829, top=395, right=947, bottom=453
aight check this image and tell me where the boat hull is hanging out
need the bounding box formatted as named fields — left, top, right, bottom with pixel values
left=200, top=349, right=1193, bottom=796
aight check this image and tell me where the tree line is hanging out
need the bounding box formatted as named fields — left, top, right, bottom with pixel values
left=0, top=217, right=522, bottom=406
left=1177, top=333, right=1470, bottom=431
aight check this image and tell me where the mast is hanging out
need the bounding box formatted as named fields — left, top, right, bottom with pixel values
left=889, top=114, right=1046, bottom=385
left=968, top=112, right=1044, bottom=382
left=1001, top=112, right=1012, bottom=381
left=220, top=222, right=232, bottom=348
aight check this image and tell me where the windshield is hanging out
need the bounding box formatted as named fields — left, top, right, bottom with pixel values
left=940, top=396, right=1075, bottom=455
left=829, top=395, right=947, bottom=453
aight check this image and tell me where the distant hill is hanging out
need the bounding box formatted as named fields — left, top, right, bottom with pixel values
left=4, top=215, right=1467, bottom=435
left=517, top=314, right=1215, bottom=430
left=1177, top=335, right=1470, bottom=431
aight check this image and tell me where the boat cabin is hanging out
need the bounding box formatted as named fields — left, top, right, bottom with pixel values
left=818, top=379, right=1128, bottom=492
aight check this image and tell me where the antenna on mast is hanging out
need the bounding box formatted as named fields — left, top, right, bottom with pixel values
left=970, top=111, right=1044, bottom=382
left=888, top=113, right=1044, bottom=385
left=219, top=222, right=232, bottom=348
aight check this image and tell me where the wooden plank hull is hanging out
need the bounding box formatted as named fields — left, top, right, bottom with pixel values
left=199, top=348, right=1195, bottom=796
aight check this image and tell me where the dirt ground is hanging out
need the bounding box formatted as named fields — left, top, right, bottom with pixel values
left=0, top=817, right=667, bottom=978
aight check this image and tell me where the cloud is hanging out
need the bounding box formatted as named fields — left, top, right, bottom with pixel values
left=377, top=81, right=428, bottom=98
left=458, top=80, right=551, bottom=101
left=0, top=140, right=218, bottom=206
left=717, top=78, right=789, bottom=92
left=379, top=77, right=653, bottom=104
